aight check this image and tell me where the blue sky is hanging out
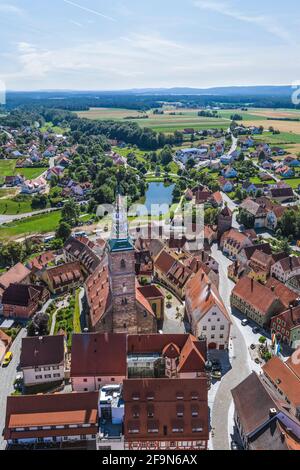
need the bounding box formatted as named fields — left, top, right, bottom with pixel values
left=0, top=0, right=299, bottom=90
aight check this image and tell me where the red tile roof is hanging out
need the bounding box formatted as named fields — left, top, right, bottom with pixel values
left=0, top=263, right=31, bottom=290
left=263, top=356, right=300, bottom=406
left=20, top=335, right=65, bottom=368
left=232, top=277, right=281, bottom=316
left=4, top=392, right=99, bottom=440
left=186, top=269, right=230, bottom=322
left=71, top=332, right=127, bottom=377
left=123, top=378, right=209, bottom=442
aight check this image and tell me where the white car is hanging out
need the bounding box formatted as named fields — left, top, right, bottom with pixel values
left=241, top=319, right=249, bottom=326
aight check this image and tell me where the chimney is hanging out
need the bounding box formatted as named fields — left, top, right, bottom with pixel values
left=269, top=408, right=277, bottom=418
left=271, top=285, right=275, bottom=292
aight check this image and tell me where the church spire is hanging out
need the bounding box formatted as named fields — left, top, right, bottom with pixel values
left=109, top=192, right=133, bottom=252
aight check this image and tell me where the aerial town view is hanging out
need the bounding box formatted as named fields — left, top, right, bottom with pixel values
left=0, top=0, right=299, bottom=459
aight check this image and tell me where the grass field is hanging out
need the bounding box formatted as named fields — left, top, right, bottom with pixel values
left=0, top=159, right=45, bottom=184
left=0, top=210, right=61, bottom=241
left=278, top=178, right=300, bottom=189
left=40, top=121, right=68, bottom=134
left=0, top=196, right=34, bottom=215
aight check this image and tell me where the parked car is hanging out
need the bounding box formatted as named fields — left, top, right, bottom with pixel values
left=2, top=352, right=13, bottom=367
left=250, top=344, right=256, bottom=350
left=211, top=370, right=222, bottom=380
left=241, top=319, right=249, bottom=326
left=253, top=326, right=260, bottom=334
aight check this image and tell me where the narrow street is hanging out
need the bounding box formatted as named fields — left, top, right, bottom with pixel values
left=210, top=245, right=251, bottom=450
left=0, top=328, right=27, bottom=450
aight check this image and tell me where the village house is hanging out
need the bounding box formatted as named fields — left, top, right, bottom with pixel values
left=26, top=251, right=56, bottom=276
left=63, top=236, right=102, bottom=276
left=21, top=176, right=47, bottom=194
left=262, top=356, right=300, bottom=420
left=0, top=263, right=31, bottom=312
left=2, top=284, right=49, bottom=320
left=20, top=334, right=66, bottom=388
left=271, top=256, right=300, bottom=284
left=123, top=377, right=209, bottom=451
left=4, top=391, right=99, bottom=449
left=46, top=166, right=65, bottom=181
left=231, top=372, right=300, bottom=451
left=269, top=186, right=294, bottom=203
left=220, top=229, right=253, bottom=259
left=38, top=261, right=83, bottom=295
left=270, top=305, right=300, bottom=349
left=247, top=250, right=276, bottom=284
left=71, top=332, right=208, bottom=393
left=231, top=277, right=298, bottom=328
left=4, top=175, right=24, bottom=187
left=218, top=177, right=233, bottom=193
left=185, top=270, right=231, bottom=350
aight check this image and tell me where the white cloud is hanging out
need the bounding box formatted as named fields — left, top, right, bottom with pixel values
left=194, top=0, right=292, bottom=43
left=0, top=3, right=24, bottom=15
left=62, top=0, right=116, bottom=22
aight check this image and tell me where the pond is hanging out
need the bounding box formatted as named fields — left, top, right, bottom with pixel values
left=135, top=182, right=175, bottom=217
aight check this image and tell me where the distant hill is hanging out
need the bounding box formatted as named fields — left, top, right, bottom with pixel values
left=127, top=86, right=293, bottom=96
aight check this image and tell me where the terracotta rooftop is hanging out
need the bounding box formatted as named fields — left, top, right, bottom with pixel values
left=154, top=249, right=176, bottom=275
left=123, top=378, right=209, bottom=442
left=46, top=262, right=82, bottom=288
left=0, top=263, right=31, bottom=290
left=265, top=278, right=298, bottom=310
left=71, top=332, right=127, bottom=377
left=20, top=335, right=65, bottom=368
left=186, top=269, right=230, bottom=323
left=274, top=256, right=300, bottom=273
left=4, top=392, right=99, bottom=440
left=232, top=277, right=280, bottom=316
left=262, top=356, right=300, bottom=406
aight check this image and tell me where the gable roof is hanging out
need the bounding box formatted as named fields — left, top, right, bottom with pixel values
left=20, top=335, right=65, bottom=368
left=2, top=284, right=43, bottom=307
left=0, top=263, right=31, bottom=290
left=262, top=356, right=300, bottom=406
left=185, top=269, right=230, bottom=323
left=71, top=332, right=127, bottom=377
left=231, top=372, right=278, bottom=436
left=232, top=277, right=280, bottom=316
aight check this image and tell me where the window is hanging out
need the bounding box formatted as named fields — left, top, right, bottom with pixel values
left=203, top=326, right=207, bottom=331
left=220, top=325, right=225, bottom=330
left=44, top=374, right=51, bottom=380
left=53, top=374, right=60, bottom=378
left=121, top=259, right=126, bottom=269
left=35, top=375, right=43, bottom=380
left=211, top=326, right=216, bottom=331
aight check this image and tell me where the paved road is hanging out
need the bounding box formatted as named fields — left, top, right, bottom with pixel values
left=0, top=207, right=60, bottom=226
left=0, top=328, right=27, bottom=450
left=210, top=245, right=251, bottom=450
left=221, top=192, right=240, bottom=230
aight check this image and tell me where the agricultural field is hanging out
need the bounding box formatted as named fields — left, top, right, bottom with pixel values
left=77, top=106, right=300, bottom=139
left=77, top=107, right=230, bottom=133
left=0, top=210, right=61, bottom=241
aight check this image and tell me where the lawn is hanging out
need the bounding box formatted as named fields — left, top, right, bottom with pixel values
left=0, top=159, right=45, bottom=183
left=54, top=295, right=76, bottom=349
left=0, top=196, right=34, bottom=215
left=113, top=146, right=180, bottom=174
left=279, top=178, right=300, bottom=189
left=40, top=121, right=68, bottom=135
left=73, top=289, right=82, bottom=334
left=0, top=210, right=61, bottom=241
left=250, top=177, right=275, bottom=185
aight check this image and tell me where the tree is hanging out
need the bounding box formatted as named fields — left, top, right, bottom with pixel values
left=237, top=209, right=255, bottom=229
left=160, top=145, right=173, bottom=166
left=31, top=194, right=48, bottom=210
left=56, top=222, right=71, bottom=241
left=0, top=242, right=25, bottom=267
left=61, top=199, right=80, bottom=226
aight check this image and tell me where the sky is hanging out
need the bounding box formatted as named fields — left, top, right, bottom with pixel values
left=0, top=0, right=299, bottom=91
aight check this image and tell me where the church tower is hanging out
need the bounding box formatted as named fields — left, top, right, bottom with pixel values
left=108, top=195, right=138, bottom=333
left=217, top=205, right=233, bottom=239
